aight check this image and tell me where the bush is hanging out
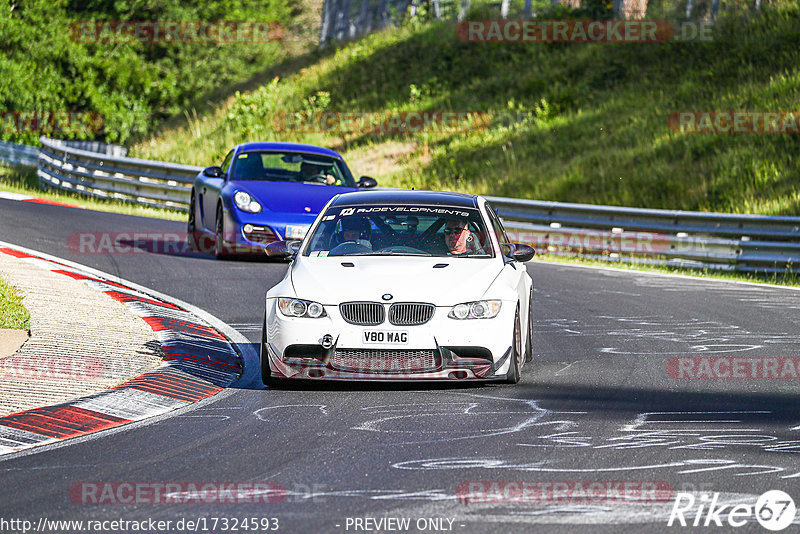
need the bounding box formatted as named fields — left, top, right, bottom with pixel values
left=0, top=0, right=291, bottom=145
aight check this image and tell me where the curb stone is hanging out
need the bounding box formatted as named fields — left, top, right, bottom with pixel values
left=0, top=245, right=243, bottom=456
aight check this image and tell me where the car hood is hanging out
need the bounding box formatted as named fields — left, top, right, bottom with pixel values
left=289, top=256, right=502, bottom=305
left=230, top=181, right=356, bottom=213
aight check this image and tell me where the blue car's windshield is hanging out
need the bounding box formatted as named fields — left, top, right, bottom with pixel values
left=230, top=151, right=355, bottom=187
left=303, top=206, right=494, bottom=258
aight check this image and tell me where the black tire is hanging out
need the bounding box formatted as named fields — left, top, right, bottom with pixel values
left=505, top=309, right=522, bottom=384
left=260, top=313, right=279, bottom=387
left=187, top=191, right=200, bottom=252
left=525, top=288, right=534, bottom=363
left=214, top=205, right=230, bottom=259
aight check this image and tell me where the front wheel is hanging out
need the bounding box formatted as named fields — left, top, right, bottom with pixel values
left=505, top=309, right=522, bottom=384
left=187, top=192, right=201, bottom=252
left=214, top=206, right=230, bottom=259
left=261, top=313, right=279, bottom=387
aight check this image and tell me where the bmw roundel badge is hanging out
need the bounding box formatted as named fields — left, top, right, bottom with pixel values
left=382, top=294, right=393, bottom=301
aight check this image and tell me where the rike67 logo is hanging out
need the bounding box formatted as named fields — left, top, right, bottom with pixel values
left=668, top=490, right=796, bottom=531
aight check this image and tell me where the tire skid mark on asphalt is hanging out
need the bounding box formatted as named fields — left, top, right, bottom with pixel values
left=254, top=405, right=330, bottom=419
left=344, top=490, right=774, bottom=526
left=0, top=245, right=244, bottom=456
left=512, top=409, right=800, bottom=471
left=346, top=392, right=587, bottom=446
left=538, top=315, right=800, bottom=358
left=385, top=407, right=800, bottom=481
left=390, top=457, right=780, bottom=476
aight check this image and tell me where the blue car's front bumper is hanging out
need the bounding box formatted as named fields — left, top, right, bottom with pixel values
left=221, top=209, right=317, bottom=254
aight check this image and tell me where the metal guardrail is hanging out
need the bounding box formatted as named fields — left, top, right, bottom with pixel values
left=1, top=137, right=798, bottom=272
left=0, top=140, right=39, bottom=168
left=488, top=197, right=800, bottom=273
left=37, top=136, right=200, bottom=212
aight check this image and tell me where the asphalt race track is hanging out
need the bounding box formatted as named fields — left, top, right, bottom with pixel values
left=1, top=198, right=799, bottom=533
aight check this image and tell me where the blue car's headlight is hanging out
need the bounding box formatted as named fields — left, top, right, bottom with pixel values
left=448, top=300, right=502, bottom=320
left=278, top=298, right=326, bottom=318
left=233, top=191, right=262, bottom=213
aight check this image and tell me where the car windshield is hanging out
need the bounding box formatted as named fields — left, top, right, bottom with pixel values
left=303, top=205, right=494, bottom=258
left=230, top=151, right=355, bottom=187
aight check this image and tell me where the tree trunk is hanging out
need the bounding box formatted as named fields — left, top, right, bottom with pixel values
left=523, top=0, right=533, bottom=17
left=459, top=0, right=471, bottom=21
left=710, top=0, right=720, bottom=20
left=614, top=0, right=648, bottom=18
left=320, top=0, right=334, bottom=45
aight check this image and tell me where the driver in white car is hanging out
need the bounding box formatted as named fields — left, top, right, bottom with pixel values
left=338, top=217, right=373, bottom=250
left=443, top=218, right=484, bottom=256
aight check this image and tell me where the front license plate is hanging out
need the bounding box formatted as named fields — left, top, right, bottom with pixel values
left=363, top=330, right=408, bottom=344
left=285, top=225, right=309, bottom=239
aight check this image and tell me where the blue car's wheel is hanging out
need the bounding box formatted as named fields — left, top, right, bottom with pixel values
left=214, top=205, right=231, bottom=259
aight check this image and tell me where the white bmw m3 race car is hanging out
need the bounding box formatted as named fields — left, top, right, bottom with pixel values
left=261, top=190, right=535, bottom=384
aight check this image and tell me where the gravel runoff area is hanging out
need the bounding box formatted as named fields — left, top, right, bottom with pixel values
left=0, top=253, right=163, bottom=416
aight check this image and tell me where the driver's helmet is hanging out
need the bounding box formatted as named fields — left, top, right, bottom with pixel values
left=329, top=216, right=371, bottom=250
left=340, top=216, right=371, bottom=239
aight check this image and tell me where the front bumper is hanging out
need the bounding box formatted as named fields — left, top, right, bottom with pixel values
left=221, top=210, right=316, bottom=254
left=263, top=299, right=515, bottom=381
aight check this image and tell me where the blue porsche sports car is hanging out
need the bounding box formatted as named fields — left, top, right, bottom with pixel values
left=187, top=142, right=377, bottom=258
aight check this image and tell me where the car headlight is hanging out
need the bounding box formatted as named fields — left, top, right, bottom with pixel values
left=233, top=191, right=262, bottom=213
left=448, top=300, right=502, bottom=320
left=278, top=298, right=326, bottom=318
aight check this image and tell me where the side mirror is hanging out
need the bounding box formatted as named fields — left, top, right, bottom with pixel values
left=203, top=166, right=225, bottom=178
left=265, top=240, right=302, bottom=258
left=357, top=176, right=377, bottom=189
left=501, top=243, right=536, bottom=263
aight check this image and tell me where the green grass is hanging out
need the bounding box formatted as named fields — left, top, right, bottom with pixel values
left=0, top=166, right=185, bottom=221
left=0, top=277, right=30, bottom=331
left=131, top=1, right=800, bottom=215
